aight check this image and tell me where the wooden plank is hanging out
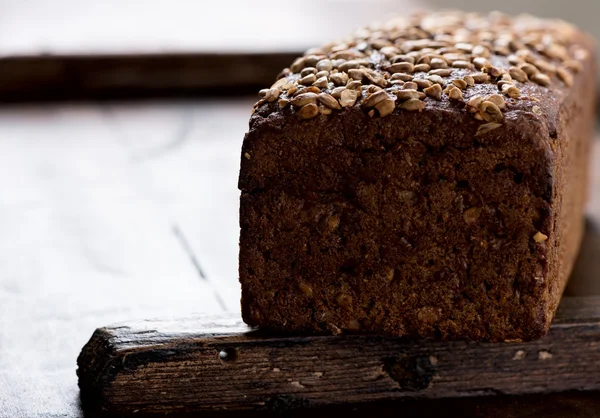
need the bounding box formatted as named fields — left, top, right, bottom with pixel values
left=0, top=102, right=229, bottom=417
left=0, top=54, right=299, bottom=101
left=0, top=0, right=417, bottom=100
left=77, top=296, right=600, bottom=415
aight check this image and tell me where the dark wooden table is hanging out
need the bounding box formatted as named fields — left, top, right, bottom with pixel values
left=0, top=98, right=599, bottom=417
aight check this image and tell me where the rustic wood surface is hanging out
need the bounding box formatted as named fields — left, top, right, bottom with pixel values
left=77, top=296, right=600, bottom=415
left=0, top=99, right=598, bottom=417
left=0, top=0, right=418, bottom=100
left=0, top=54, right=299, bottom=101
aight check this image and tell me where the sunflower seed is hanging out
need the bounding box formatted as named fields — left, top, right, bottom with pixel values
left=300, top=67, right=317, bottom=77
left=463, top=75, right=475, bottom=86
left=430, top=58, right=448, bottom=69
left=375, top=98, right=396, bottom=117
left=346, top=80, right=363, bottom=90
left=415, top=79, right=433, bottom=89
left=330, top=72, right=349, bottom=86
left=390, top=73, right=414, bottom=82
left=312, top=76, right=329, bottom=89
left=563, top=60, right=583, bottom=74
left=485, top=94, right=505, bottom=109
left=535, top=60, right=556, bottom=74
left=331, top=87, right=346, bottom=98
left=316, top=59, right=333, bottom=72
left=509, top=66, right=528, bottom=82
left=452, top=60, right=471, bottom=69
left=471, top=73, right=490, bottom=83
left=291, top=92, right=318, bottom=107
left=395, top=89, right=420, bottom=101
left=452, top=79, right=468, bottom=90
left=367, top=85, right=382, bottom=93
left=531, top=73, right=550, bottom=86
left=403, top=81, right=418, bottom=90
left=297, top=103, right=319, bottom=119
left=348, top=69, right=364, bottom=81
left=426, top=75, right=445, bottom=85
left=476, top=122, right=503, bottom=136
left=363, top=90, right=392, bottom=108
left=533, top=231, right=548, bottom=242
left=429, top=69, right=453, bottom=77
left=364, top=71, right=388, bottom=88
left=318, top=93, right=342, bottom=110
left=304, top=86, right=321, bottom=94
left=299, top=74, right=317, bottom=86
left=380, top=46, right=400, bottom=58
left=447, top=86, right=463, bottom=100
left=473, top=57, right=490, bottom=70
left=480, top=101, right=503, bottom=122
left=290, top=57, right=306, bottom=73
left=389, top=62, right=415, bottom=74
left=400, top=98, right=426, bottom=111
left=304, top=55, right=323, bottom=67
left=264, top=88, right=281, bottom=102
left=318, top=105, right=332, bottom=115
left=472, top=45, right=491, bottom=57
left=482, top=65, right=502, bottom=78
left=519, top=63, right=539, bottom=77
left=502, top=84, right=521, bottom=98
left=556, top=67, right=573, bottom=86
left=340, top=89, right=359, bottom=107
left=466, top=95, right=484, bottom=112
left=414, top=63, right=431, bottom=72
left=392, top=55, right=415, bottom=64
left=424, top=83, right=443, bottom=100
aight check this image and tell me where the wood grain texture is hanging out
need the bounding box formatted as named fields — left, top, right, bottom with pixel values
left=0, top=0, right=418, bottom=101
left=0, top=54, right=299, bottom=101
left=77, top=296, right=600, bottom=415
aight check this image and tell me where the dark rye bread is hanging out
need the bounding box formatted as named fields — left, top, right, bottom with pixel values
left=238, top=11, right=596, bottom=342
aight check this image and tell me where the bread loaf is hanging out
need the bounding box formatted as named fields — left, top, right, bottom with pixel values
left=239, top=11, right=596, bottom=341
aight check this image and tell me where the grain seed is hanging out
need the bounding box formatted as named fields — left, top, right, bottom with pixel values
left=340, top=89, right=359, bottom=107
left=297, top=103, right=319, bottom=119
left=375, top=98, right=396, bottom=117
left=291, top=92, right=318, bottom=107
left=480, top=101, right=503, bottom=122
left=400, top=98, right=426, bottom=112
left=502, top=84, right=521, bottom=98
left=424, top=83, right=443, bottom=100
left=415, top=79, right=433, bottom=89
left=476, top=122, right=503, bottom=136
left=556, top=67, right=573, bottom=87
left=362, top=90, right=391, bottom=108
left=299, top=74, right=317, bottom=86
left=318, top=93, right=342, bottom=110
left=430, top=58, right=448, bottom=69
left=447, top=86, right=463, bottom=100
left=414, top=63, right=431, bottom=72
left=531, top=73, right=550, bottom=86
left=395, top=89, right=421, bottom=101
left=509, top=66, right=528, bottom=82
left=429, top=68, right=453, bottom=77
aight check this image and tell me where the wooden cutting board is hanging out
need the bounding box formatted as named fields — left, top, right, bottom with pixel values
left=77, top=296, right=600, bottom=415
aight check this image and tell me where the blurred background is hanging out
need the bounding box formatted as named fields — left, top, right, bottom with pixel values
left=0, top=1, right=599, bottom=417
